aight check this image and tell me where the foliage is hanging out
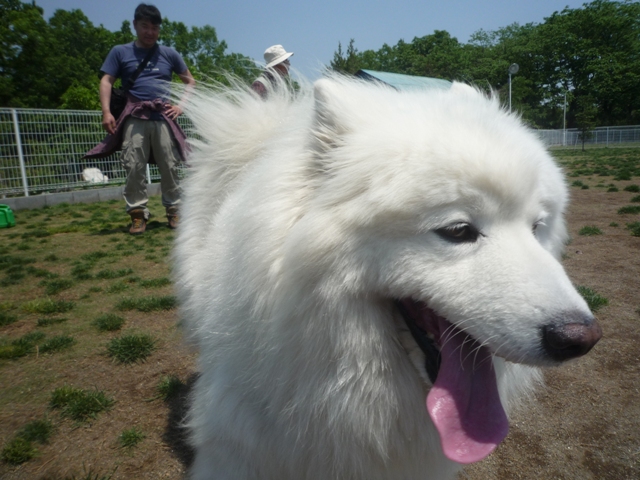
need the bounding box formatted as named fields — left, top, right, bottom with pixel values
left=93, top=313, right=125, bottom=332
left=22, top=298, right=75, bottom=315
left=618, top=205, right=640, bottom=215
left=0, top=2, right=259, bottom=109
left=626, top=222, right=640, bottom=236
left=576, top=286, right=609, bottom=312
left=1, top=436, right=36, bottom=464
left=115, top=295, right=176, bottom=312
left=578, top=225, right=603, bottom=236
left=40, top=334, right=76, bottom=353
left=107, top=333, right=156, bottom=364
left=18, top=418, right=54, bottom=444
left=157, top=375, right=184, bottom=401
left=50, top=386, right=114, bottom=421
left=330, top=0, right=640, bottom=128
left=118, top=427, right=145, bottom=448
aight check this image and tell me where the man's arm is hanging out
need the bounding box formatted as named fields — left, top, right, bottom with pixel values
left=165, top=68, right=196, bottom=120
left=100, top=74, right=117, bottom=134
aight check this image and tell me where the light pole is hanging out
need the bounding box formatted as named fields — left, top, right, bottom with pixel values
left=563, top=92, right=567, bottom=146
left=508, top=63, right=519, bottom=113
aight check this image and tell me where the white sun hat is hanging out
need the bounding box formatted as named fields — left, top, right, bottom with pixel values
left=264, top=45, right=294, bottom=68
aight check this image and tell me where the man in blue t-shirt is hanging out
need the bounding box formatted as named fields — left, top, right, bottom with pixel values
left=98, top=3, right=195, bottom=235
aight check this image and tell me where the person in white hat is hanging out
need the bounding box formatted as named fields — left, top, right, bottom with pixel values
left=251, top=45, right=294, bottom=98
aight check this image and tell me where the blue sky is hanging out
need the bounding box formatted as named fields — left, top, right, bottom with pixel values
left=37, top=0, right=588, bottom=79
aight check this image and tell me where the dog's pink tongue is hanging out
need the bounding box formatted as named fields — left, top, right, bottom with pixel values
left=427, top=319, right=508, bottom=464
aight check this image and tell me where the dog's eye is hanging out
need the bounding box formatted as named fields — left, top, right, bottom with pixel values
left=436, top=223, right=480, bottom=243
left=532, top=221, right=546, bottom=236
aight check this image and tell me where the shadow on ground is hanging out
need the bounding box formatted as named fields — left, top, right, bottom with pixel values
left=163, top=373, right=199, bottom=469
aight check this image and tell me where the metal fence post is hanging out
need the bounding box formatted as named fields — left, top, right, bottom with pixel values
left=11, top=108, right=29, bottom=197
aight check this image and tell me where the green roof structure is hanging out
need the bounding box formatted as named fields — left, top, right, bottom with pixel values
left=355, top=69, right=452, bottom=91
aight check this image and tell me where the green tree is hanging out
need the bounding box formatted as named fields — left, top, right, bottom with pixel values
left=160, top=18, right=258, bottom=84
left=329, top=0, right=640, bottom=129
left=575, top=95, right=598, bottom=150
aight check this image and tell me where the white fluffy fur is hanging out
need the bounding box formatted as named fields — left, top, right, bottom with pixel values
left=174, top=75, right=592, bottom=479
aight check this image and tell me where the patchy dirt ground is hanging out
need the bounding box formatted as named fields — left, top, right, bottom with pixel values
left=1, top=171, right=639, bottom=480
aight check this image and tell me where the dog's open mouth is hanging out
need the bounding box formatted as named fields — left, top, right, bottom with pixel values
left=396, top=299, right=509, bottom=464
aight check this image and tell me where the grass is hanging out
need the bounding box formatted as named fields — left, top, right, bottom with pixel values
left=0, top=332, right=47, bottom=359
left=1, top=436, right=37, bottom=465
left=626, top=222, right=640, bottom=237
left=118, top=427, right=145, bottom=449
left=0, top=311, right=18, bottom=327
left=93, top=313, right=126, bottom=332
left=578, top=225, right=603, bottom=236
left=50, top=386, right=114, bottom=422
left=157, top=375, right=184, bottom=401
left=37, top=317, right=69, bottom=327
left=0, top=418, right=53, bottom=465
left=107, top=333, right=156, bottom=364
left=41, top=278, right=74, bottom=295
left=576, top=286, right=609, bottom=313
left=22, top=298, right=75, bottom=315
left=623, top=184, right=640, bottom=192
left=40, top=335, right=76, bottom=354
left=617, top=205, right=640, bottom=215
left=115, top=295, right=177, bottom=312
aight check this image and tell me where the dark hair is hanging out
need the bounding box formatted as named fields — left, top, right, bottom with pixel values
left=134, top=3, right=162, bottom=25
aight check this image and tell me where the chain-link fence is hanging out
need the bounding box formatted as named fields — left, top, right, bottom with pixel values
left=2, top=107, right=639, bottom=198
left=538, top=125, right=640, bottom=147
left=0, top=108, right=191, bottom=198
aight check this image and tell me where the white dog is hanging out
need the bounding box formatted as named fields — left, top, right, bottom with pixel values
left=174, top=75, right=601, bottom=479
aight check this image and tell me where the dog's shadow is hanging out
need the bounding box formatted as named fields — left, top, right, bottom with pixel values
left=162, top=372, right=199, bottom=468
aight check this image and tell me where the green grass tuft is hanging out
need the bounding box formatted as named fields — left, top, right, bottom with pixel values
left=115, top=296, right=176, bottom=312
left=1, top=437, right=37, bottom=465
left=623, top=184, right=640, bottom=192
left=22, top=298, right=75, bottom=315
left=626, top=222, right=640, bottom=237
left=37, top=317, right=68, bottom=327
left=139, top=277, right=171, bottom=288
left=630, top=195, right=640, bottom=203
left=106, top=282, right=128, bottom=294
left=578, top=225, right=603, bottom=236
left=0, top=311, right=18, bottom=327
left=18, top=419, right=54, bottom=444
left=50, top=386, right=114, bottom=422
left=95, top=268, right=133, bottom=280
left=0, top=332, right=46, bottom=359
left=40, top=335, right=76, bottom=354
left=157, top=375, right=184, bottom=401
left=42, top=278, right=74, bottom=295
left=118, top=427, right=145, bottom=449
left=107, top=333, right=156, bottom=364
left=576, top=286, right=609, bottom=313
left=617, top=205, right=640, bottom=215
left=93, top=313, right=125, bottom=332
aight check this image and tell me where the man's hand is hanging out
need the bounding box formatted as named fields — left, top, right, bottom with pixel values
left=165, top=104, right=183, bottom=120
left=102, top=112, right=117, bottom=135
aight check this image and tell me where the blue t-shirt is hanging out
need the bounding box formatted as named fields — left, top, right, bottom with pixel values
left=101, top=42, right=188, bottom=101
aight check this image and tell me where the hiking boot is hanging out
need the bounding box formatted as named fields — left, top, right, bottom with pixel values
left=129, top=209, right=147, bottom=235
left=166, top=206, right=179, bottom=229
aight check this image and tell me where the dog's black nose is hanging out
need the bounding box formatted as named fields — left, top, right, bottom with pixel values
left=542, top=317, right=602, bottom=362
